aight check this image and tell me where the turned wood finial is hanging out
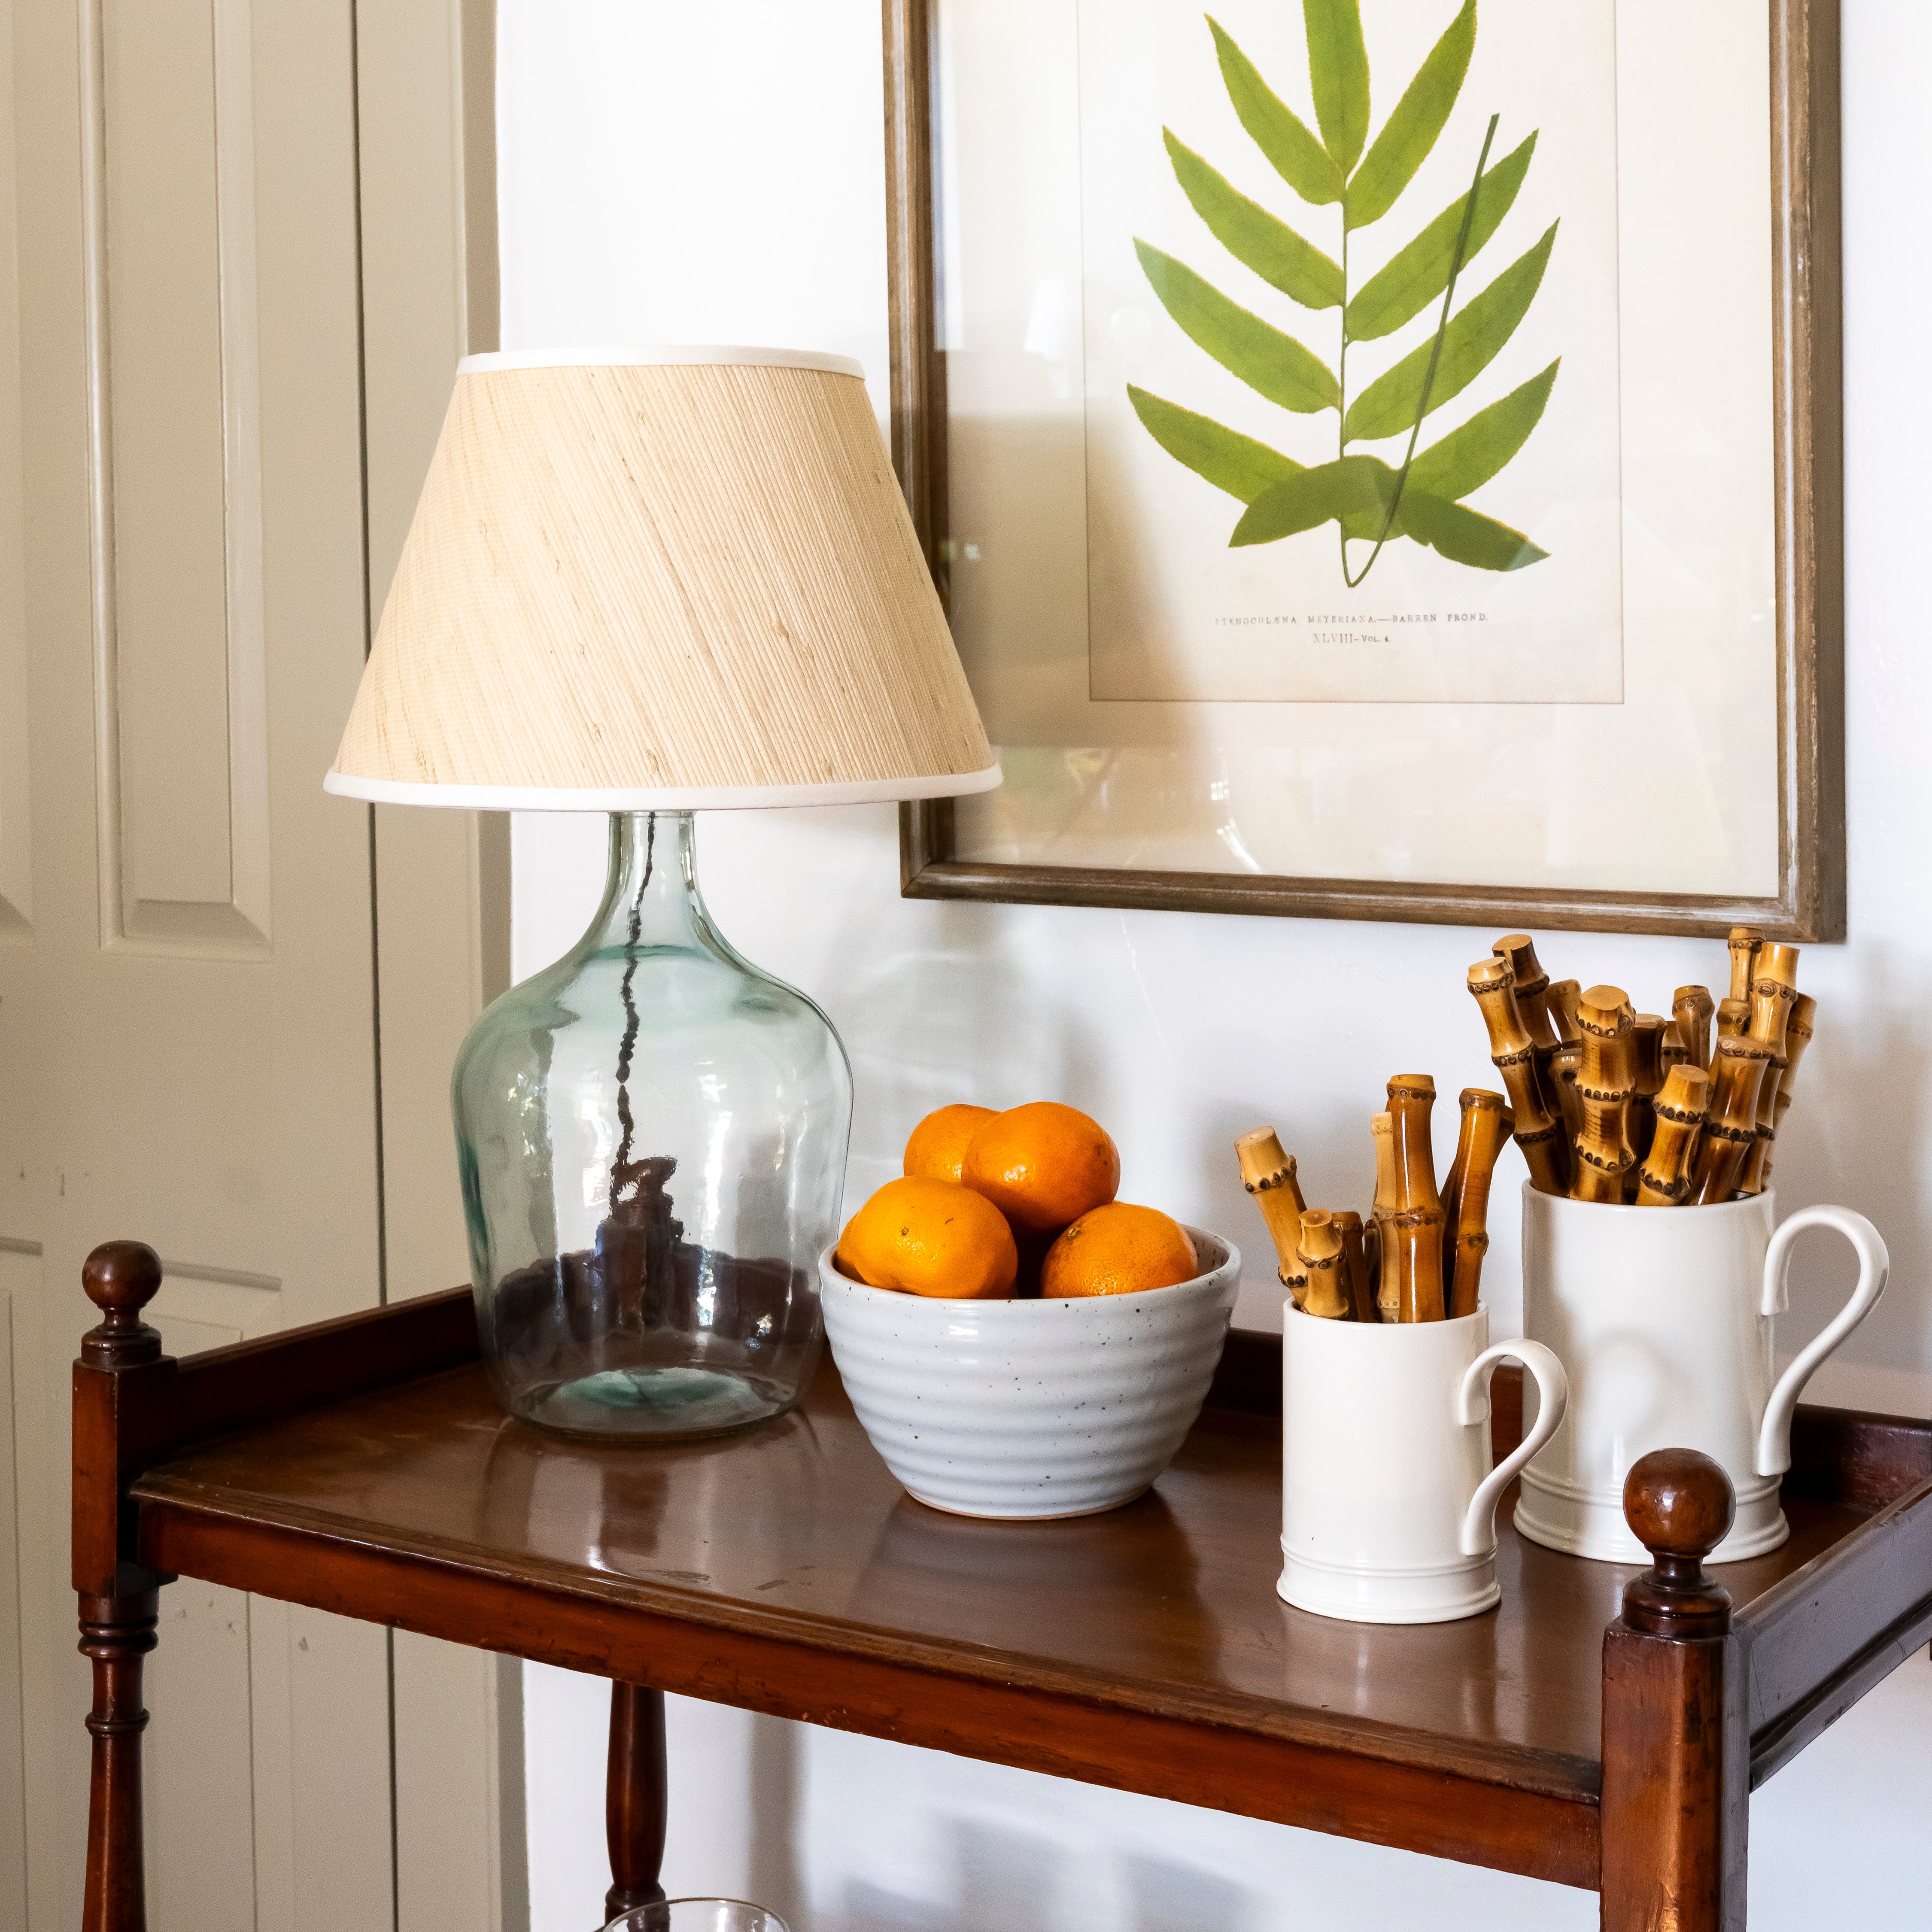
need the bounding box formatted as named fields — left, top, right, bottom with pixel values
left=1620, top=1448, right=1735, bottom=1636
left=81, top=1242, right=164, bottom=1369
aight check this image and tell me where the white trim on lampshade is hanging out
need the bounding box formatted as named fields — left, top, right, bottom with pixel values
left=457, top=345, right=866, bottom=379
left=322, top=762, right=1002, bottom=813
left=326, top=351, right=997, bottom=807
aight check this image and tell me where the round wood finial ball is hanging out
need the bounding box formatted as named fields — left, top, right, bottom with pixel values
left=82, top=1241, right=163, bottom=1315
left=1622, top=1448, right=1735, bottom=1559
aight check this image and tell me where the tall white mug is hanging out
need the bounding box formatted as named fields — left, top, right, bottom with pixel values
left=1279, top=1304, right=1567, bottom=1624
left=1516, top=1185, right=1890, bottom=1563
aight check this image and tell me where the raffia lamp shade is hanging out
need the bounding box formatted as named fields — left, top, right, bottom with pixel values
left=325, top=348, right=999, bottom=809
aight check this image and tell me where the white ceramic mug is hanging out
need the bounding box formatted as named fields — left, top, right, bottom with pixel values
left=1278, top=1304, right=1568, bottom=1624
left=1516, top=1185, right=1890, bottom=1564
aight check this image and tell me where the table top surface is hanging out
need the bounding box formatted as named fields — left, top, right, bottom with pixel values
left=131, top=1350, right=1869, bottom=1796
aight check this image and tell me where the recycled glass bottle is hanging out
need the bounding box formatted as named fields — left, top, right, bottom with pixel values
left=453, top=811, right=851, bottom=1440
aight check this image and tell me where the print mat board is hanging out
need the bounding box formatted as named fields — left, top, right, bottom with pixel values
left=885, top=0, right=1844, bottom=940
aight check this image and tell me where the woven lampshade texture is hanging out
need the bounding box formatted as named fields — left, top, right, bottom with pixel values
left=326, top=350, right=998, bottom=808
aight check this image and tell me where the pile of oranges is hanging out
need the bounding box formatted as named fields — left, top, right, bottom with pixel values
left=835, top=1101, right=1199, bottom=1300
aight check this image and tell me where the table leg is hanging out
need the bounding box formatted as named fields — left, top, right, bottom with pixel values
left=604, top=1682, right=668, bottom=1927
left=79, top=1589, right=160, bottom=1932
left=1599, top=1450, right=1747, bottom=1931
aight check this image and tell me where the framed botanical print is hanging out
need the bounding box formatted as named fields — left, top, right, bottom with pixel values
left=884, top=0, right=1844, bottom=939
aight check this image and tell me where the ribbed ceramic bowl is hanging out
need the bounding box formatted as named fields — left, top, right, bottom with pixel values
left=818, top=1227, right=1241, bottom=1519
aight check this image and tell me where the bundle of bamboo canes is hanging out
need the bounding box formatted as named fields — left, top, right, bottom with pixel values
left=1236, top=1078, right=1514, bottom=1324
left=1463, top=928, right=1814, bottom=1208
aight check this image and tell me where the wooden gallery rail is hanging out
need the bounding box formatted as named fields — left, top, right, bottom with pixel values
left=72, top=1242, right=1932, bottom=1931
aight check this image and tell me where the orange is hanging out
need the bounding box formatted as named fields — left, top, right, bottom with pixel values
left=903, top=1103, right=996, bottom=1184
left=962, top=1101, right=1120, bottom=1234
left=835, top=1176, right=1018, bottom=1299
left=1040, top=1203, right=1198, bottom=1299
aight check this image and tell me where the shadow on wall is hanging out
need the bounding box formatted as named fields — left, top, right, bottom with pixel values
left=748, top=1711, right=802, bottom=1923
left=812, top=894, right=1109, bottom=1191
left=1795, top=942, right=1931, bottom=1384
left=835, top=1819, right=1262, bottom=1932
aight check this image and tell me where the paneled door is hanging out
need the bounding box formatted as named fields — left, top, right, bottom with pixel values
left=0, top=0, right=514, bottom=1928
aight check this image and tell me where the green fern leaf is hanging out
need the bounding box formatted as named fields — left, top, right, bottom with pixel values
left=1303, top=0, right=1371, bottom=173
left=1164, top=131, right=1344, bottom=310
left=1137, top=241, right=1340, bottom=414
left=1230, top=454, right=1396, bottom=546
left=1407, top=360, right=1560, bottom=501
left=1128, top=387, right=1304, bottom=501
left=1398, top=487, right=1549, bottom=569
left=1346, top=134, right=1535, bottom=341
left=1343, top=223, right=1557, bottom=441
left=1206, top=18, right=1342, bottom=206
left=1345, top=0, right=1475, bottom=230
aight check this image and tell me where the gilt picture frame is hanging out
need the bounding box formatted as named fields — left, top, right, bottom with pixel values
left=885, top=0, right=1844, bottom=939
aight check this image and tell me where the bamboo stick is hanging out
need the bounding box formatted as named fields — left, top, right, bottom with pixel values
left=1386, top=1209, right=1447, bottom=1323
left=1712, top=997, right=1751, bottom=1067
left=1466, top=958, right=1571, bottom=1194
left=1673, top=985, right=1715, bottom=1069
left=1334, top=1210, right=1375, bottom=1324
left=1628, top=1015, right=1667, bottom=1176
left=1549, top=979, right=1583, bottom=1046
left=1296, top=1210, right=1352, bottom=1320
left=1635, top=1065, right=1710, bottom=1205
left=1760, top=996, right=1816, bottom=1194
left=1747, top=942, right=1801, bottom=1052
left=1492, top=934, right=1563, bottom=1119
left=1235, top=1128, right=1308, bottom=1296
left=1660, top=1021, right=1688, bottom=1078
left=1691, top=1036, right=1773, bottom=1204
left=1727, top=927, right=1764, bottom=1006
left=1385, top=1075, right=1446, bottom=1321
left=1444, top=1090, right=1513, bottom=1318
left=1370, top=1112, right=1398, bottom=1322
left=1781, top=993, right=1818, bottom=1101
left=1571, top=986, right=1637, bottom=1203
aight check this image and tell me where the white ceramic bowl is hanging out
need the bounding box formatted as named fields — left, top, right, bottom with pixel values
left=818, top=1227, right=1241, bottom=1519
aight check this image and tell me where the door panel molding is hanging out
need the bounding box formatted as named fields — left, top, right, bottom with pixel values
left=81, top=0, right=272, bottom=960
left=0, top=0, right=30, bottom=951
left=150, top=1257, right=283, bottom=1359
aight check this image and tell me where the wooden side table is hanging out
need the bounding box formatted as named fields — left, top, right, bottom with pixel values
left=71, top=1242, right=1932, bottom=1931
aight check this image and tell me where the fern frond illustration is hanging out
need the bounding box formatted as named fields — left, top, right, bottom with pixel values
left=1132, top=0, right=1558, bottom=586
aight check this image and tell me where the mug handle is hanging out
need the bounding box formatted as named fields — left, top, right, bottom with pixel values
left=1756, top=1206, right=1891, bottom=1478
left=1456, top=1340, right=1569, bottom=1558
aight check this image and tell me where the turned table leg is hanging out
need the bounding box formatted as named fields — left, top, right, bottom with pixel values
left=1600, top=1449, right=1748, bottom=1932
left=79, top=1589, right=159, bottom=1932
left=73, top=1242, right=173, bottom=1932
left=604, top=1682, right=668, bottom=1926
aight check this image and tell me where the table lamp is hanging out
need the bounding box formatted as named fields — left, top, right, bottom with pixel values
left=325, top=348, right=998, bottom=1441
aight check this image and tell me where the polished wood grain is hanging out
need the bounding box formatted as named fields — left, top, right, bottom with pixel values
left=124, top=1343, right=1895, bottom=1895
left=605, top=1684, right=668, bottom=1920
left=75, top=1261, right=1932, bottom=1921
left=79, top=1592, right=157, bottom=1932
left=1600, top=1453, right=1746, bottom=1931
left=75, top=1245, right=168, bottom=1932
left=887, top=0, right=1845, bottom=940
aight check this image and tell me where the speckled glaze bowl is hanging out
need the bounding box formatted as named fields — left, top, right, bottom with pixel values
left=818, top=1227, right=1241, bottom=1519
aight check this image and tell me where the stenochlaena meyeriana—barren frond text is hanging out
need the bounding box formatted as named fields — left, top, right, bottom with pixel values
left=1130, top=0, right=1561, bottom=587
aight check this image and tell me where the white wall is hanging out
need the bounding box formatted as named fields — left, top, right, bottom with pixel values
left=498, top=4, right=1932, bottom=1926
